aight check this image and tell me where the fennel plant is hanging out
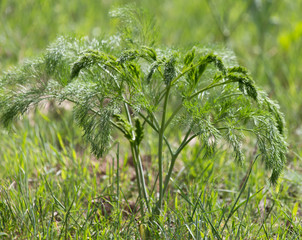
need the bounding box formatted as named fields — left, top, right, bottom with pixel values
left=0, top=35, right=287, bottom=214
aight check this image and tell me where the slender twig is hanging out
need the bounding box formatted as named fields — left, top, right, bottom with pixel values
left=188, top=79, right=236, bottom=100
left=124, top=101, right=150, bottom=213
left=138, top=111, right=174, bottom=156
left=129, top=144, right=144, bottom=215
left=157, top=84, right=171, bottom=210
left=165, top=79, right=238, bottom=130
left=162, top=127, right=198, bottom=199
left=116, top=143, right=120, bottom=235
left=133, top=143, right=151, bottom=212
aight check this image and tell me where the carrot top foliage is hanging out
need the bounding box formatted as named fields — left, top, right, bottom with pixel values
left=0, top=9, right=287, bottom=213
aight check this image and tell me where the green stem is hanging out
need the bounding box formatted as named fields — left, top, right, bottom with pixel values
left=164, top=103, right=183, bottom=131
left=133, top=143, right=151, bottom=213
left=123, top=102, right=150, bottom=213
left=138, top=112, right=174, bottom=156
left=124, top=103, right=135, bottom=141
left=188, top=79, right=235, bottom=100
left=66, top=96, right=150, bottom=212
left=130, top=144, right=144, bottom=215
left=162, top=128, right=198, bottom=199
left=116, top=143, right=120, bottom=233
left=165, top=79, right=237, bottom=130
left=171, top=60, right=209, bottom=86
left=157, top=84, right=171, bottom=210
left=156, top=80, right=235, bottom=210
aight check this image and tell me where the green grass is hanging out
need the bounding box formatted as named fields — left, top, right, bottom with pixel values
left=0, top=111, right=301, bottom=238
left=0, top=0, right=302, bottom=239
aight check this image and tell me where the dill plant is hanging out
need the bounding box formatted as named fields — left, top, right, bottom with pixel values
left=0, top=9, right=287, bottom=215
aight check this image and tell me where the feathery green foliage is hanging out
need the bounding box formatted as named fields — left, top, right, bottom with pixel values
left=0, top=34, right=287, bottom=214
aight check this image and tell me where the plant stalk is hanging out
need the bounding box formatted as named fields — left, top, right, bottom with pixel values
left=162, top=128, right=197, bottom=199
left=133, top=143, right=150, bottom=212
left=124, top=102, right=150, bottom=213
left=157, top=84, right=171, bottom=211
left=130, top=144, right=144, bottom=215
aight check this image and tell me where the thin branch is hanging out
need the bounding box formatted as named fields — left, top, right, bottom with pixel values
left=162, top=127, right=199, bottom=199
left=188, top=79, right=236, bottom=100
left=138, top=111, right=174, bottom=156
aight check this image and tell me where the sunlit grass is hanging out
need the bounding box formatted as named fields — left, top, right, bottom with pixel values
left=0, top=0, right=301, bottom=238
left=0, top=112, right=301, bottom=238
